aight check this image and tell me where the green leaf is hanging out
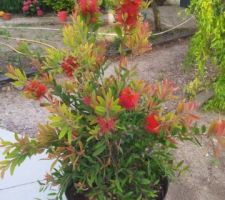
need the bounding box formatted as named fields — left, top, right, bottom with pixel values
left=96, top=96, right=105, bottom=105
left=115, top=26, right=123, bottom=38
left=115, top=179, right=123, bottom=193
left=67, top=129, right=72, bottom=144
left=95, top=106, right=106, bottom=116
left=141, top=178, right=151, bottom=185
left=59, top=127, right=68, bottom=139
left=93, top=142, right=106, bottom=157
left=10, top=158, right=19, bottom=175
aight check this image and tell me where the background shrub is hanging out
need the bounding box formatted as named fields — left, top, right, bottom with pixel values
left=43, top=0, right=75, bottom=12
left=186, top=0, right=225, bottom=111
left=0, top=0, right=23, bottom=13
left=0, top=0, right=50, bottom=13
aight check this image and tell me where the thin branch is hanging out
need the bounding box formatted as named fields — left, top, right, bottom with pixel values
left=0, top=41, right=25, bottom=55
left=0, top=35, right=56, bottom=49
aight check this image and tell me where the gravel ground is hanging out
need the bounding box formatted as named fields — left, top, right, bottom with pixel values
left=0, top=87, right=49, bottom=136
left=0, top=39, right=225, bottom=200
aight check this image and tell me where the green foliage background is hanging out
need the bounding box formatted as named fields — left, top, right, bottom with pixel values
left=186, top=0, right=225, bottom=111
left=43, top=0, right=75, bottom=12
left=0, top=0, right=23, bottom=13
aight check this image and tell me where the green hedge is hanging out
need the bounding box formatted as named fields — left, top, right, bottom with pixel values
left=0, top=0, right=23, bottom=13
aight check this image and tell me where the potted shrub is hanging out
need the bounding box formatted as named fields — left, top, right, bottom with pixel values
left=2, top=12, right=12, bottom=20
left=0, top=0, right=224, bottom=199
left=0, top=11, right=5, bottom=17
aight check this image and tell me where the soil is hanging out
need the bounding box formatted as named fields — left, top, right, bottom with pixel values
left=0, top=38, right=225, bottom=200
left=65, top=177, right=168, bottom=200
left=0, top=51, right=31, bottom=74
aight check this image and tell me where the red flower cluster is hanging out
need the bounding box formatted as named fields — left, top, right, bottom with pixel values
left=116, top=0, right=142, bottom=28
left=61, top=56, right=79, bottom=77
left=22, top=0, right=43, bottom=16
left=79, top=0, right=99, bottom=22
left=83, top=96, right=92, bottom=106
left=24, top=80, right=47, bottom=99
left=119, top=87, right=140, bottom=110
left=211, top=120, right=225, bottom=137
left=97, top=118, right=115, bottom=134
left=145, top=114, right=160, bottom=134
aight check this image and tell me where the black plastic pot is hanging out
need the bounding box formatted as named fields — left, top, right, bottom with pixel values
left=65, top=184, right=88, bottom=200
left=156, top=177, right=169, bottom=200
left=65, top=177, right=169, bottom=200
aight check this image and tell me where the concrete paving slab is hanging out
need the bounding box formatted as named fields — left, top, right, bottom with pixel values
left=0, top=16, right=59, bottom=26
left=145, top=6, right=196, bottom=30
left=0, top=128, right=65, bottom=200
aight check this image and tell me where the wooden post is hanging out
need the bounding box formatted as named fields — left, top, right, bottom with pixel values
left=152, top=0, right=162, bottom=31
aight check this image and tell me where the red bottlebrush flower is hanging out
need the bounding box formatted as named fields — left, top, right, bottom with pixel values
left=24, top=80, right=47, bottom=99
left=119, top=87, right=140, bottom=110
left=116, top=0, right=142, bottom=28
left=97, top=118, right=115, bottom=134
left=22, top=5, right=29, bottom=12
left=89, top=0, right=98, bottom=14
left=79, top=0, right=99, bottom=22
left=83, top=96, right=92, bottom=106
left=37, top=9, right=43, bottom=17
left=61, top=56, right=79, bottom=77
left=212, top=120, right=225, bottom=137
left=145, top=114, right=160, bottom=134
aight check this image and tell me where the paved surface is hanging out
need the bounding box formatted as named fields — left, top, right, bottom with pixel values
left=146, top=5, right=196, bottom=30
left=0, top=128, right=65, bottom=200
left=0, top=15, right=59, bottom=26
left=0, top=87, right=49, bottom=136
left=0, top=6, right=195, bottom=29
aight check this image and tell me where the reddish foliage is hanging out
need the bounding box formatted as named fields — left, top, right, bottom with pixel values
left=83, top=96, right=92, bottom=106
left=145, top=114, right=160, bottom=134
left=119, top=87, right=140, bottom=110
left=24, top=80, right=47, bottom=99
left=61, top=56, right=79, bottom=77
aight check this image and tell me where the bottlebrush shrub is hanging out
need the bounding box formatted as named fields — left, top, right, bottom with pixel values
left=22, top=0, right=44, bottom=16
left=0, top=1, right=224, bottom=200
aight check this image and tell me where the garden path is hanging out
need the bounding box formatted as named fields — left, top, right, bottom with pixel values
left=0, top=128, right=65, bottom=200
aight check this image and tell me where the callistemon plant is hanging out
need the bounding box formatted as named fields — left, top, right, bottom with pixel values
left=0, top=0, right=224, bottom=200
